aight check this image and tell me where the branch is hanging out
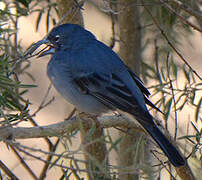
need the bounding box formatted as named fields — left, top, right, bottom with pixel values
left=159, top=0, right=202, bottom=33
left=141, top=0, right=202, bottom=80
left=0, top=160, right=19, bottom=180
left=1, top=114, right=194, bottom=179
left=0, top=115, right=143, bottom=141
left=10, top=146, right=38, bottom=180
left=169, top=0, right=202, bottom=21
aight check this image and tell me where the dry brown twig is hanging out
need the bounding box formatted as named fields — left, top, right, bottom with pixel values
left=3, top=1, right=199, bottom=179
left=169, top=0, right=202, bottom=21
left=0, top=114, right=143, bottom=141
left=141, top=1, right=197, bottom=179
left=141, top=0, right=201, bottom=81
left=0, top=160, right=19, bottom=180
left=159, top=0, right=202, bottom=33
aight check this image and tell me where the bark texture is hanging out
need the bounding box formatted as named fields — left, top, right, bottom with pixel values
left=117, top=1, right=149, bottom=179
left=57, top=1, right=109, bottom=179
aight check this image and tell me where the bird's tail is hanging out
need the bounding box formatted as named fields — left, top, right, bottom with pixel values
left=135, top=114, right=185, bottom=167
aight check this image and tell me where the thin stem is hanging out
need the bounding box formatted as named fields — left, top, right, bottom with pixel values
left=142, top=0, right=202, bottom=80
left=169, top=0, right=202, bottom=20
left=159, top=0, right=202, bottom=32
left=0, top=160, right=19, bottom=180
left=166, top=53, right=178, bottom=140
left=10, top=146, right=38, bottom=180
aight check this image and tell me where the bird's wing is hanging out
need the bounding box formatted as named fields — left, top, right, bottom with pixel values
left=73, top=71, right=184, bottom=167
left=127, top=68, right=163, bottom=114
left=73, top=72, right=141, bottom=114
left=127, top=68, right=150, bottom=97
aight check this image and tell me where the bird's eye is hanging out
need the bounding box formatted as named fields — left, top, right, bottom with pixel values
left=54, top=35, right=60, bottom=42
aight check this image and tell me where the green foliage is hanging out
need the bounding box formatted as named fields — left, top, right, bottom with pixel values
left=0, top=54, right=35, bottom=125
left=0, top=0, right=201, bottom=179
left=0, top=0, right=60, bottom=126
left=137, top=2, right=201, bottom=178
left=34, top=1, right=59, bottom=32
left=0, top=1, right=37, bottom=125
left=179, top=121, right=201, bottom=163
left=16, top=0, right=32, bottom=8
left=140, top=0, right=201, bottom=125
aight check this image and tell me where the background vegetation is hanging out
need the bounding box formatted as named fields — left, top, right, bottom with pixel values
left=0, top=0, right=201, bottom=179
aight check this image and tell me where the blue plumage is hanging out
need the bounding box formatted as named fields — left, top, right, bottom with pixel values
left=34, top=23, right=185, bottom=167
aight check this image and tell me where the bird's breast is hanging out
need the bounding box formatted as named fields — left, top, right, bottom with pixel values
left=47, top=60, right=109, bottom=114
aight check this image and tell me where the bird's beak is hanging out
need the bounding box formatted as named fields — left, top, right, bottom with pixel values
left=25, top=38, right=55, bottom=58
left=37, top=45, right=55, bottom=58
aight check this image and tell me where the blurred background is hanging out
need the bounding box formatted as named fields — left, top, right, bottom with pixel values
left=0, top=0, right=201, bottom=179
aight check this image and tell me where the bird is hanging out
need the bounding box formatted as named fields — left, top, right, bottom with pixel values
left=31, top=23, right=185, bottom=167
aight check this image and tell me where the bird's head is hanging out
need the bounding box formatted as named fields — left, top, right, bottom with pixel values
left=26, top=24, right=95, bottom=57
